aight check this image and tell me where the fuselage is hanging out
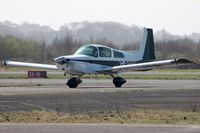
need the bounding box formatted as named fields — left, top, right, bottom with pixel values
left=55, top=44, right=142, bottom=75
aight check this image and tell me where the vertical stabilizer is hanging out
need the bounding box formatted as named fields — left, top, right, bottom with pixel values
left=138, top=28, right=155, bottom=62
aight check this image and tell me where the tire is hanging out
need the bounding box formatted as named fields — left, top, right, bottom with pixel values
left=68, top=83, right=78, bottom=88
left=66, top=78, right=82, bottom=88
left=114, top=83, right=122, bottom=88
left=113, top=77, right=126, bottom=88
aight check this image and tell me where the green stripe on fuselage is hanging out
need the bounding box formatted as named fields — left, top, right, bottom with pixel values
left=71, top=59, right=121, bottom=67
left=70, top=59, right=149, bottom=67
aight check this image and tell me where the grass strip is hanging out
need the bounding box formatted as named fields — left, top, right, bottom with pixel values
left=0, top=74, right=199, bottom=80
left=0, top=110, right=200, bottom=124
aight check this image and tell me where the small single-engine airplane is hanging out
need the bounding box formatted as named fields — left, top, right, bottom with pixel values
left=2, top=28, right=192, bottom=88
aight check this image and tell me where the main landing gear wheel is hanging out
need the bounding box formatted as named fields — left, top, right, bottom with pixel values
left=113, top=77, right=126, bottom=88
left=66, top=77, right=82, bottom=88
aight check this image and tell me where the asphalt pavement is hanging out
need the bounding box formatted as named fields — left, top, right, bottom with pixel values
left=0, top=124, right=200, bottom=133
left=0, top=79, right=199, bottom=113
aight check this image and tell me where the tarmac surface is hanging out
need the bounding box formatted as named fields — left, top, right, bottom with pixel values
left=0, top=79, right=200, bottom=113
left=0, top=124, right=200, bottom=133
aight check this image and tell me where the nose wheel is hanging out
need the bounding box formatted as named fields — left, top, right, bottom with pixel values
left=66, top=77, right=82, bottom=88
left=113, top=77, right=126, bottom=88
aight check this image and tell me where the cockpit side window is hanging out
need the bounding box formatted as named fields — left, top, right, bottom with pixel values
left=113, top=50, right=124, bottom=58
left=74, top=45, right=98, bottom=57
left=98, top=47, right=112, bottom=57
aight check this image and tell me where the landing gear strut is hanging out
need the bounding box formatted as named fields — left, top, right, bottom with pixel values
left=66, top=77, right=82, bottom=88
left=113, top=77, right=126, bottom=88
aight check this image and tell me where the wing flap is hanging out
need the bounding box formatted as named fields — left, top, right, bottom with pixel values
left=98, top=59, right=193, bottom=73
left=3, top=61, right=58, bottom=70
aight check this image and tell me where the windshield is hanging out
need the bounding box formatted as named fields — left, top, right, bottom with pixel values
left=74, top=45, right=98, bottom=57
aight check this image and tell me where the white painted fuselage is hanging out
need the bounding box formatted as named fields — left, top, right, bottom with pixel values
left=55, top=44, right=142, bottom=75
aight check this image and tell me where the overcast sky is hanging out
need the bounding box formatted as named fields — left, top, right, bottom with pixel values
left=0, top=0, right=199, bottom=35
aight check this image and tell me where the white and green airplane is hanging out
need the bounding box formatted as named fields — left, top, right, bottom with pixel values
left=2, top=28, right=192, bottom=88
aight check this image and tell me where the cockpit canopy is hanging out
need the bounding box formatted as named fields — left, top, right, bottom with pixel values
left=74, top=45, right=98, bottom=57
left=74, top=44, right=124, bottom=58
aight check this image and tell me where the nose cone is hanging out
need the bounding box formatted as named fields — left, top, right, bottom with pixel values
left=55, top=56, right=68, bottom=64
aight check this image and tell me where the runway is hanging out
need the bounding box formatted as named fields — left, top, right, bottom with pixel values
left=0, top=124, right=200, bottom=133
left=0, top=79, right=199, bottom=113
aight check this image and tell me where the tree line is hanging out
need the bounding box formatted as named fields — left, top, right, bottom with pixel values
left=0, top=34, right=200, bottom=64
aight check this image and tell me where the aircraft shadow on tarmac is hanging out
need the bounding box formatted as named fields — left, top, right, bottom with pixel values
left=77, top=86, right=154, bottom=89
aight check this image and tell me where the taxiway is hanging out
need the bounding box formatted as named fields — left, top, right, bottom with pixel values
left=0, top=124, right=200, bottom=133
left=0, top=79, right=199, bottom=113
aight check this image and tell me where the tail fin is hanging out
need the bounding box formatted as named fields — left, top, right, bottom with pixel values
left=138, top=28, right=155, bottom=62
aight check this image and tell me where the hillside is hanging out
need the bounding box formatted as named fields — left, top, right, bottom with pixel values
left=0, top=21, right=199, bottom=45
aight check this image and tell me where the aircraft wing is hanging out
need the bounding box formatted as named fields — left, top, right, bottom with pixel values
left=98, top=59, right=193, bottom=73
left=2, top=61, right=58, bottom=70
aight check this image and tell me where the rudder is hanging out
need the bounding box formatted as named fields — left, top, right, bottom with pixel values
left=138, top=28, right=155, bottom=62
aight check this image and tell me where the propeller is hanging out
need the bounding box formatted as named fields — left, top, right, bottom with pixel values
left=54, top=56, right=70, bottom=64
left=2, top=60, right=8, bottom=65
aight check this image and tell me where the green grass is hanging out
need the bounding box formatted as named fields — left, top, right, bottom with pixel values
left=0, top=66, right=200, bottom=80
left=1, top=66, right=200, bottom=72
left=0, top=73, right=199, bottom=80
left=0, top=74, right=27, bottom=79
left=0, top=66, right=50, bottom=71
left=1, top=109, right=200, bottom=124
left=119, top=74, right=200, bottom=80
